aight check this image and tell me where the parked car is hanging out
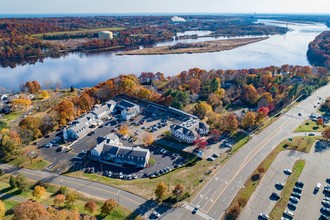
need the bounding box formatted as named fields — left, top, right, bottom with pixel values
left=296, top=181, right=304, bottom=187
left=259, top=213, right=269, bottom=219
left=271, top=192, right=280, bottom=200
left=284, top=169, right=292, bottom=175
left=290, top=196, right=299, bottom=203
left=291, top=192, right=301, bottom=199
left=288, top=202, right=297, bottom=209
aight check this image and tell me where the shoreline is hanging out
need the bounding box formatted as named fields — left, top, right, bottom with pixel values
left=119, top=37, right=269, bottom=56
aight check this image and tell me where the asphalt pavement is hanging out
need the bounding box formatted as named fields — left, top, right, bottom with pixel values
left=163, top=83, right=330, bottom=220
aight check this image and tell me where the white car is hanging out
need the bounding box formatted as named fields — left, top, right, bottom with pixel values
left=259, top=213, right=269, bottom=219
left=152, top=211, right=161, bottom=218
left=284, top=169, right=292, bottom=174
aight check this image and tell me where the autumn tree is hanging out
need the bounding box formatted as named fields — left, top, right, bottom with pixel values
left=32, top=185, right=46, bottom=200
left=0, top=200, right=5, bottom=219
left=172, top=184, right=185, bottom=203
left=101, top=199, right=117, bottom=216
left=136, top=87, right=152, bottom=100
left=224, top=114, right=239, bottom=132
left=76, top=93, right=95, bottom=112
left=54, top=100, right=75, bottom=126
left=24, top=81, right=41, bottom=94
left=208, top=93, right=223, bottom=108
left=258, top=107, right=270, bottom=118
left=11, top=98, right=32, bottom=110
left=13, top=201, right=50, bottom=220
left=19, top=116, right=42, bottom=139
left=65, top=191, right=79, bottom=209
left=194, top=101, right=212, bottom=119
left=155, top=181, right=168, bottom=202
left=242, top=85, right=259, bottom=105
left=84, top=200, right=97, bottom=214
left=322, top=127, right=330, bottom=141
left=53, top=194, right=65, bottom=207
left=38, top=90, right=49, bottom=99
left=143, top=133, right=154, bottom=146
left=241, top=112, right=256, bottom=129
left=194, top=137, right=208, bottom=150
left=118, top=124, right=129, bottom=136
left=0, top=129, right=21, bottom=161
left=189, top=78, right=201, bottom=94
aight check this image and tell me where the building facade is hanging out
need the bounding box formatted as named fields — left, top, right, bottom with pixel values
left=170, top=119, right=209, bottom=144
left=98, top=31, right=113, bottom=40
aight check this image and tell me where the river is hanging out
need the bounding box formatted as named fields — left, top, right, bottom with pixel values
left=0, top=20, right=328, bottom=91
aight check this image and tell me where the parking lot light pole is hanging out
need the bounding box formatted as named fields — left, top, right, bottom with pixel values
left=117, top=190, right=120, bottom=205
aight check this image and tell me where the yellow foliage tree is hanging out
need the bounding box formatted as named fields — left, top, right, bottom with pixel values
left=118, top=125, right=129, bottom=136
left=32, top=185, right=46, bottom=200
left=155, top=181, right=167, bottom=202
left=143, top=133, right=154, bottom=146
left=38, top=90, right=49, bottom=99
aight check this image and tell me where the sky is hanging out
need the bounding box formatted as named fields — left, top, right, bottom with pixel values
left=1, top=0, right=330, bottom=15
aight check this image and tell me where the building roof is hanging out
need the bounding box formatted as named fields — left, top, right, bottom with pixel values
left=99, top=31, right=113, bottom=34
left=92, top=104, right=109, bottom=117
left=170, top=124, right=196, bottom=137
left=117, top=100, right=137, bottom=109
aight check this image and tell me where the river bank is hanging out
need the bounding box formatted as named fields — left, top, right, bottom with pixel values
left=120, top=37, right=269, bottom=55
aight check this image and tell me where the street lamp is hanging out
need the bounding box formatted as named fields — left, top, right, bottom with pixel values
left=117, top=190, right=120, bottom=205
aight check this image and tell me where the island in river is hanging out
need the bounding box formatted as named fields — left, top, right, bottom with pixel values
left=120, top=37, right=269, bottom=55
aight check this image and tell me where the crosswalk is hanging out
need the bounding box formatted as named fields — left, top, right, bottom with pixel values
left=185, top=203, right=214, bottom=220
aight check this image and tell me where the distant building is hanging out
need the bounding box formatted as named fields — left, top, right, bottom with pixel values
left=171, top=16, right=186, bottom=22
left=90, top=134, right=150, bottom=168
left=170, top=119, right=209, bottom=144
left=98, top=31, right=113, bottom=40
left=116, top=100, right=140, bottom=121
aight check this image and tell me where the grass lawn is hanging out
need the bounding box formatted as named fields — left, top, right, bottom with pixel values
left=0, top=176, right=140, bottom=219
left=66, top=156, right=222, bottom=200
left=2, top=112, right=21, bottom=122
left=269, top=160, right=305, bottom=219
left=8, top=157, right=49, bottom=170
left=27, top=158, right=49, bottom=170
left=295, top=120, right=327, bottom=132
left=224, top=136, right=318, bottom=219
left=32, top=27, right=125, bottom=37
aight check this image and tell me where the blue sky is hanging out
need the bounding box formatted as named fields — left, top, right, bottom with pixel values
left=1, top=0, right=330, bottom=14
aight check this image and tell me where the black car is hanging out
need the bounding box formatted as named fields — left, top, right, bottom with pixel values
left=296, top=181, right=304, bottom=187
left=271, top=192, right=280, bottom=200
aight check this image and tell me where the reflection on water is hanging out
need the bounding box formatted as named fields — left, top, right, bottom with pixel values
left=0, top=20, right=328, bottom=90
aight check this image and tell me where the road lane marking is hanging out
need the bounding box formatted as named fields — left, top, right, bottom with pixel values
left=201, top=118, right=292, bottom=213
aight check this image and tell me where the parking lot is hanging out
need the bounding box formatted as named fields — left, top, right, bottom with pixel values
left=36, top=97, right=193, bottom=176
left=70, top=145, right=188, bottom=180
left=240, top=140, right=330, bottom=220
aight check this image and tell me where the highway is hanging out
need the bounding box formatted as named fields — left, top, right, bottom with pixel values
left=0, top=163, right=148, bottom=212
left=163, top=83, right=330, bottom=220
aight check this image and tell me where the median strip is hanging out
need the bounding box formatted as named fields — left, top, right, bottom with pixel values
left=223, top=136, right=318, bottom=220
left=269, top=159, right=305, bottom=219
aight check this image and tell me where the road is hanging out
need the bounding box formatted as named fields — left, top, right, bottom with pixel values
left=0, top=163, right=149, bottom=213
left=164, top=83, right=330, bottom=220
